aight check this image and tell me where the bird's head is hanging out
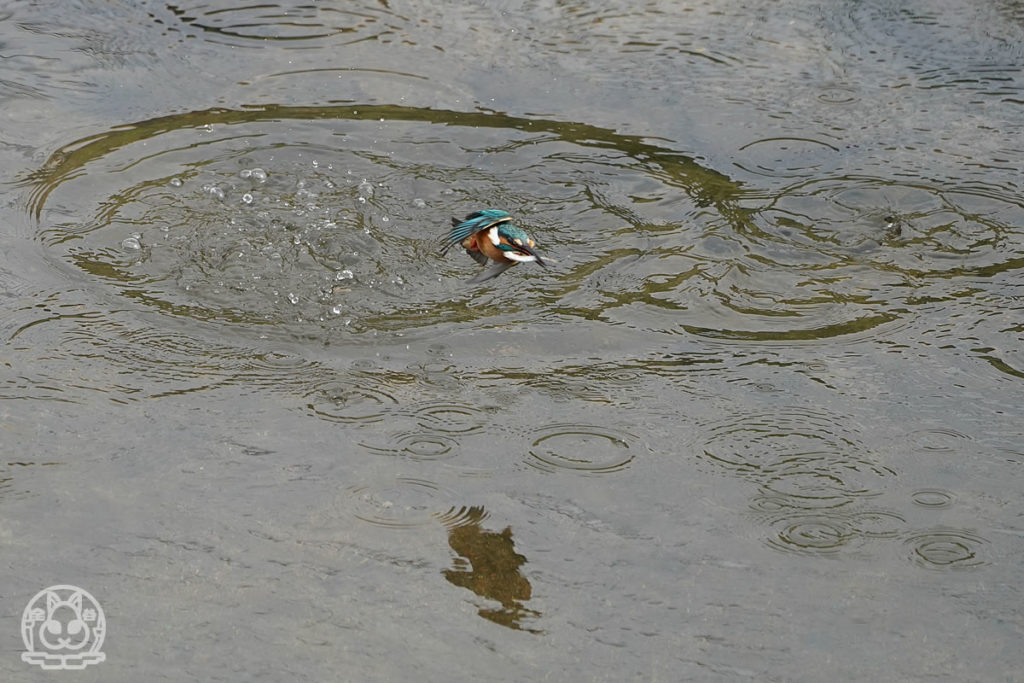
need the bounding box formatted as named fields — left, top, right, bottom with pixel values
left=490, top=224, right=547, bottom=267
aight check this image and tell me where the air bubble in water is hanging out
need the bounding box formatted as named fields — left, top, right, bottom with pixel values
left=169, top=177, right=183, bottom=187
left=287, top=293, right=300, bottom=304
left=204, top=185, right=225, bottom=200
left=242, top=192, right=254, bottom=204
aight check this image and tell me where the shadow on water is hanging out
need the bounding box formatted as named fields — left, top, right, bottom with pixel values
left=442, top=508, right=541, bottom=633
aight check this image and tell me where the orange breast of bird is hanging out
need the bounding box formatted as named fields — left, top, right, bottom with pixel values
left=463, top=231, right=508, bottom=262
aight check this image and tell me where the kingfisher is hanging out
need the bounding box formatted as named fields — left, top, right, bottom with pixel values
left=440, top=209, right=547, bottom=284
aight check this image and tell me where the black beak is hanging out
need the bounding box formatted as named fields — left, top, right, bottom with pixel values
left=521, top=244, right=547, bottom=268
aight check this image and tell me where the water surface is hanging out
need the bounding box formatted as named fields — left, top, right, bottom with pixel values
left=1, top=0, right=1022, bottom=680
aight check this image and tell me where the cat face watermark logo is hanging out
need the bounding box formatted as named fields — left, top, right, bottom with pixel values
left=21, top=585, right=107, bottom=670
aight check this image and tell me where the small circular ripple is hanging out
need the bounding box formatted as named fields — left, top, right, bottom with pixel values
left=411, top=401, right=487, bottom=435
left=846, top=510, right=906, bottom=538
left=694, top=407, right=889, bottom=503
left=345, top=477, right=455, bottom=529
left=761, top=469, right=863, bottom=507
left=751, top=177, right=1024, bottom=278
left=675, top=175, right=1024, bottom=342
left=904, top=528, right=989, bottom=570
left=50, top=318, right=317, bottom=400
left=526, top=424, right=636, bottom=474
left=435, top=505, right=489, bottom=530
left=911, top=488, right=956, bottom=509
left=765, top=514, right=854, bottom=556
left=305, top=378, right=398, bottom=425
left=816, top=85, right=860, bottom=105
left=904, top=428, right=970, bottom=453
left=361, top=431, right=459, bottom=461
left=158, top=1, right=395, bottom=45
left=734, top=136, right=841, bottom=179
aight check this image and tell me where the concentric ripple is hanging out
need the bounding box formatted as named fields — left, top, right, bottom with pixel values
left=699, top=407, right=908, bottom=555
left=902, top=428, right=971, bottom=453
left=344, top=477, right=456, bottom=529
left=675, top=175, right=1024, bottom=341
left=904, top=528, right=989, bottom=570
left=409, top=401, right=488, bottom=435
left=26, top=102, right=1022, bottom=348
left=734, top=136, right=842, bottom=179
left=361, top=431, right=459, bottom=461
left=526, top=424, right=636, bottom=474
left=304, top=376, right=398, bottom=425
left=695, top=407, right=891, bottom=500
left=754, top=499, right=906, bottom=556
left=765, top=514, right=855, bottom=556
left=23, top=105, right=728, bottom=341
left=161, top=1, right=397, bottom=45
left=911, top=489, right=956, bottom=509
left=749, top=177, right=1023, bottom=278
left=435, top=505, right=490, bottom=530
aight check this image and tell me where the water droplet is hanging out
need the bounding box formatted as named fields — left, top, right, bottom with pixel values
left=241, top=192, right=254, bottom=204
left=251, top=168, right=267, bottom=182
left=287, top=293, right=299, bottom=304
left=412, top=198, right=426, bottom=208
left=330, top=305, right=343, bottom=315
left=121, top=236, right=142, bottom=250
left=358, top=180, right=374, bottom=198
left=169, top=177, right=183, bottom=187
left=381, top=216, right=389, bottom=222
left=336, top=269, right=354, bottom=280
left=239, top=169, right=252, bottom=179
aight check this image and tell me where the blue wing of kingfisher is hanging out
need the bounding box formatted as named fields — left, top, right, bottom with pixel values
left=440, top=210, right=547, bottom=284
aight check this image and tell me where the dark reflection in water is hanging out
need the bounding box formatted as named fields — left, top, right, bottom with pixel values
left=442, top=508, right=540, bottom=633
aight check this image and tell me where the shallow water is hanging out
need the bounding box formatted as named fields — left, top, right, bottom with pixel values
left=2, top=0, right=1022, bottom=680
